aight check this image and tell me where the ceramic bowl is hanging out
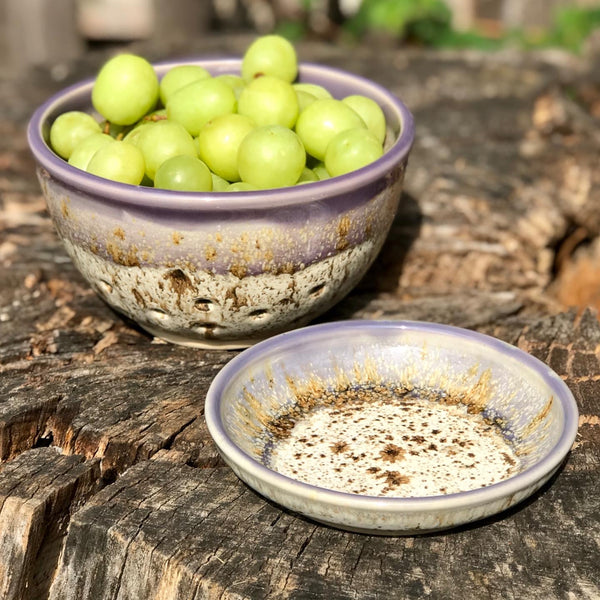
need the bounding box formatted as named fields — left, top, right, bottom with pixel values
left=205, top=320, right=579, bottom=535
left=27, top=59, right=414, bottom=348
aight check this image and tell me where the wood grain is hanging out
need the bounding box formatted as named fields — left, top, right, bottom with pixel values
left=50, top=428, right=600, bottom=600
left=0, top=449, right=100, bottom=600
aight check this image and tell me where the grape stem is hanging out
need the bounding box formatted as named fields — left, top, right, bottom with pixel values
left=143, top=114, right=168, bottom=122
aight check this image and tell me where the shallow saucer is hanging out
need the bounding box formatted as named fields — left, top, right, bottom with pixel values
left=205, top=320, right=578, bottom=535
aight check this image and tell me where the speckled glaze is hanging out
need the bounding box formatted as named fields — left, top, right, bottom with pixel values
left=27, top=60, right=414, bottom=348
left=267, top=392, right=522, bottom=498
left=205, top=321, right=579, bottom=535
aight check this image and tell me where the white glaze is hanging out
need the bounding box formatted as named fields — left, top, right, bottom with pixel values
left=268, top=396, right=520, bottom=497
left=62, top=237, right=378, bottom=347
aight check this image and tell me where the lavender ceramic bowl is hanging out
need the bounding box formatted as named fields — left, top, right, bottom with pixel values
left=205, top=320, right=578, bottom=535
left=27, top=60, right=414, bottom=348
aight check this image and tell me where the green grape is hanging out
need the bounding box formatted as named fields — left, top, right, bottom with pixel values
left=154, top=155, right=212, bottom=191
left=226, top=182, right=258, bottom=192
left=92, top=54, right=159, bottom=125
left=167, top=78, right=236, bottom=136
left=312, top=163, right=331, bottom=181
left=342, top=95, right=386, bottom=144
left=86, top=141, right=145, bottom=185
left=295, top=98, right=366, bottom=161
left=120, top=111, right=165, bottom=148
left=237, top=75, right=298, bottom=128
left=211, top=172, right=231, bottom=191
left=68, top=133, right=113, bottom=170
left=193, top=134, right=201, bottom=156
left=324, top=128, right=383, bottom=177
left=238, top=125, right=305, bottom=189
left=159, top=65, right=211, bottom=106
left=292, top=83, right=332, bottom=100
left=136, top=120, right=198, bottom=180
left=122, top=121, right=153, bottom=146
left=49, top=111, right=102, bottom=159
left=241, top=34, right=297, bottom=83
left=215, top=74, right=246, bottom=99
left=296, top=90, right=317, bottom=113
left=51, top=35, right=393, bottom=190
left=197, top=114, right=255, bottom=182
left=296, top=167, right=319, bottom=184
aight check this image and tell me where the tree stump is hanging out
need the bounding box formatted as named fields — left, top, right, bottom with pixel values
left=1, top=35, right=599, bottom=599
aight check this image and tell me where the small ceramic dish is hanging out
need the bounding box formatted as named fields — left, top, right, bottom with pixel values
left=27, top=59, right=414, bottom=349
left=205, top=320, right=578, bottom=535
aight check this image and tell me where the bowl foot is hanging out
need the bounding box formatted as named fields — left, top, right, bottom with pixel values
left=140, top=323, right=267, bottom=349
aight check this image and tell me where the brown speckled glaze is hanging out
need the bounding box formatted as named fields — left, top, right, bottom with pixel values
left=28, top=60, right=414, bottom=348
left=267, top=387, right=521, bottom=497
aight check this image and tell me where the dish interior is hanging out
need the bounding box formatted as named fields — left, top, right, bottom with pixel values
left=219, top=326, right=565, bottom=498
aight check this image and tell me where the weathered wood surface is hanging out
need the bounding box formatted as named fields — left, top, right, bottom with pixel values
left=0, top=448, right=100, bottom=600
left=1, top=35, right=600, bottom=599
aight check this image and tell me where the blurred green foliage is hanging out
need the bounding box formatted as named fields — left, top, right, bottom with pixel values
left=541, top=6, right=600, bottom=51
left=345, top=0, right=450, bottom=40
left=341, top=0, right=600, bottom=52
left=272, top=1, right=600, bottom=53
left=345, top=0, right=446, bottom=41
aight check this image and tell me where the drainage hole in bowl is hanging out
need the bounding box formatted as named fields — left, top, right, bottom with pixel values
left=249, top=309, right=270, bottom=321
left=194, top=298, right=214, bottom=312
left=308, top=283, right=326, bottom=298
left=147, top=308, right=170, bottom=322
left=98, top=280, right=113, bottom=295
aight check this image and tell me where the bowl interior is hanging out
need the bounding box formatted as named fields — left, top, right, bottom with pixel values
left=210, top=321, right=576, bottom=499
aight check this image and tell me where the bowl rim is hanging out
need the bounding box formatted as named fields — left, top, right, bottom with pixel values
left=27, top=59, right=415, bottom=212
left=205, top=320, right=579, bottom=514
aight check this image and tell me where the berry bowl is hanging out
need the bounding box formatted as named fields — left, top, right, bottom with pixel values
left=27, top=58, right=414, bottom=348
left=205, top=320, right=578, bottom=534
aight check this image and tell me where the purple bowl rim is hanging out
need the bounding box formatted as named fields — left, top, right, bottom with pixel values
left=27, top=59, right=415, bottom=212
left=205, top=319, right=579, bottom=513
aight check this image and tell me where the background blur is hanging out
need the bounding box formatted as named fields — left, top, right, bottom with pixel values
left=2, top=0, right=600, bottom=75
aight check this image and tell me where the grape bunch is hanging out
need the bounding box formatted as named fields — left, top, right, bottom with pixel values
left=49, top=35, right=388, bottom=192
